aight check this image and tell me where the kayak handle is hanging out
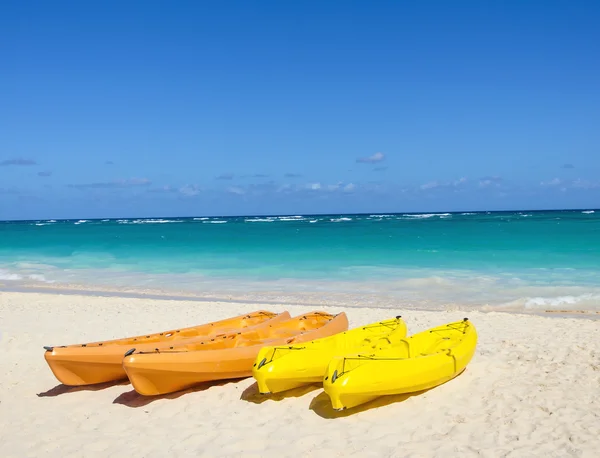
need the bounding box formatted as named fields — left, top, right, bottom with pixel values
left=331, top=370, right=339, bottom=383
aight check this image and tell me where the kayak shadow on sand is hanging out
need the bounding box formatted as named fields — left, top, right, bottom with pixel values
left=241, top=381, right=321, bottom=404
left=37, top=380, right=130, bottom=397
left=112, top=378, right=247, bottom=408
left=308, top=389, right=430, bottom=419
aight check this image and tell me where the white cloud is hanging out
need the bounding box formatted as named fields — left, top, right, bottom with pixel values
left=179, top=184, right=201, bottom=196
left=356, top=152, right=385, bottom=163
left=571, top=179, right=599, bottom=189
left=420, top=181, right=440, bottom=190
left=304, top=182, right=357, bottom=192
left=420, top=177, right=467, bottom=191
left=540, top=178, right=563, bottom=186
left=539, top=177, right=599, bottom=190
left=220, top=181, right=359, bottom=196
left=276, top=184, right=293, bottom=193
left=479, top=176, right=503, bottom=188
left=227, top=186, right=245, bottom=195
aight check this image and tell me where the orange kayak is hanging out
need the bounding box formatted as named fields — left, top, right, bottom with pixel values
left=123, top=311, right=349, bottom=395
left=44, top=310, right=289, bottom=386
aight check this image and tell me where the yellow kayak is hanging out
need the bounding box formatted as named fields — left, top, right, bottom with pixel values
left=323, top=318, right=477, bottom=411
left=252, top=316, right=407, bottom=394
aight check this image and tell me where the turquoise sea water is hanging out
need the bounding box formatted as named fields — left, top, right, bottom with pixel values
left=1, top=210, right=599, bottom=311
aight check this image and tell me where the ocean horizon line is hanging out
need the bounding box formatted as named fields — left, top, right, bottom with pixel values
left=1, top=207, right=598, bottom=223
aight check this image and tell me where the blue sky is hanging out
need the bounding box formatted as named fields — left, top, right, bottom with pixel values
left=1, top=1, right=599, bottom=219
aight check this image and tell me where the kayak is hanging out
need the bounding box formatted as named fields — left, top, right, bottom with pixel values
left=44, top=310, right=289, bottom=386
left=123, top=311, right=349, bottom=396
left=252, top=316, right=407, bottom=394
left=323, top=318, right=477, bottom=411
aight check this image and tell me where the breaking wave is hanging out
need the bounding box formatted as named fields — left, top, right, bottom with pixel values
left=496, top=294, right=600, bottom=312
left=401, top=213, right=452, bottom=219
left=330, top=217, right=353, bottom=222
left=117, top=219, right=183, bottom=224
left=0, top=269, right=52, bottom=283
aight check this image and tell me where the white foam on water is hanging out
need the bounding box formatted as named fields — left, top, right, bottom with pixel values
left=309, top=220, right=318, bottom=223
left=3, top=259, right=600, bottom=312
left=523, top=294, right=600, bottom=310
left=402, top=213, right=451, bottom=219
left=277, top=216, right=303, bottom=220
left=33, top=220, right=57, bottom=225
left=28, top=274, right=53, bottom=283
left=0, top=270, right=22, bottom=281
left=1, top=266, right=58, bottom=284
left=494, top=291, right=600, bottom=312
left=582, top=210, right=595, bottom=214
left=330, top=217, right=352, bottom=222
left=203, top=220, right=227, bottom=224
left=35, top=220, right=57, bottom=225
left=117, top=219, right=182, bottom=224
left=132, top=219, right=182, bottom=224
left=15, top=262, right=57, bottom=270
left=460, top=213, right=476, bottom=215
left=74, top=220, right=89, bottom=224
left=193, top=217, right=210, bottom=220
left=245, top=218, right=274, bottom=222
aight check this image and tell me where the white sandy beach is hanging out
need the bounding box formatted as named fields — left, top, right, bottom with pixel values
left=1, top=290, right=599, bottom=457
